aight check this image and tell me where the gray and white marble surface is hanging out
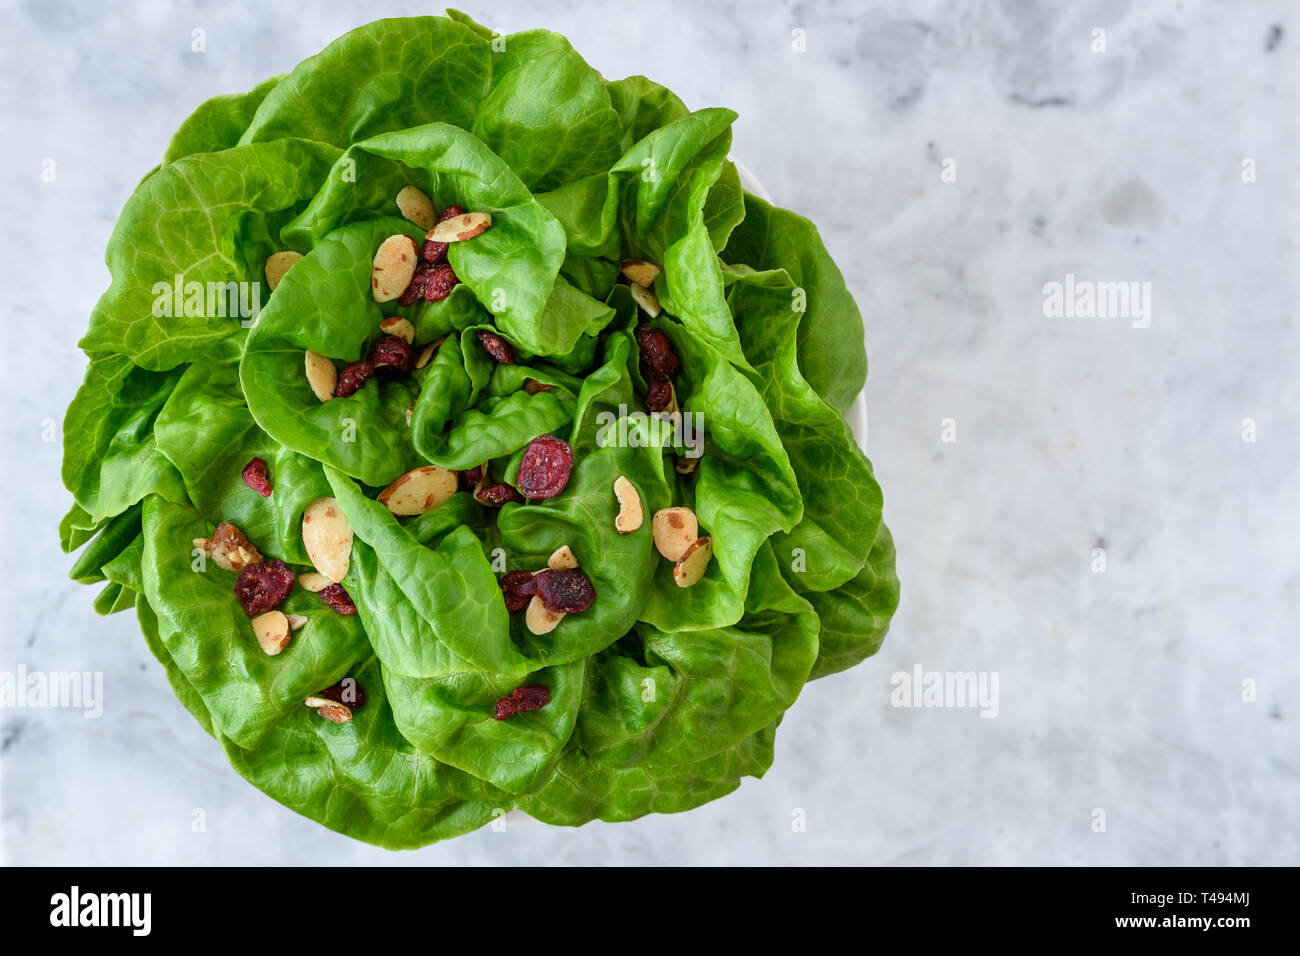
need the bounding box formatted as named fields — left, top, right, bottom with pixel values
left=1, top=0, right=1296, bottom=865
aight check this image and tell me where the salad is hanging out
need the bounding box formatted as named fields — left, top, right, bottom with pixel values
left=60, top=11, right=899, bottom=848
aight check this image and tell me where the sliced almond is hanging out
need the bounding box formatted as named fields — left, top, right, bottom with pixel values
left=427, top=211, right=492, bottom=243
left=286, top=613, right=309, bottom=630
left=675, top=455, right=700, bottom=475
left=265, top=251, right=302, bottom=292
left=621, top=260, right=661, bottom=288
left=303, top=696, right=332, bottom=709
left=251, top=611, right=291, bottom=656
left=525, top=595, right=564, bottom=635
left=613, top=476, right=644, bottom=534
left=405, top=404, right=413, bottom=427
left=377, top=465, right=459, bottom=516
left=317, top=702, right=352, bottom=723
left=370, top=234, right=419, bottom=303
left=547, top=545, right=579, bottom=570
left=298, top=571, right=332, bottom=593
left=305, top=350, right=337, bottom=403
left=193, top=522, right=263, bottom=572
left=652, top=507, right=699, bottom=562
left=379, top=316, right=415, bottom=344
left=415, top=335, right=445, bottom=370
left=629, top=282, right=661, bottom=318
left=523, top=378, right=556, bottom=395
left=302, top=497, right=353, bottom=583
left=395, top=185, right=435, bottom=230
left=673, top=535, right=713, bottom=588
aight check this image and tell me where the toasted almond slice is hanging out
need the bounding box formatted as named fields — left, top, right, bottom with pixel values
left=252, top=611, right=291, bottom=655
left=265, top=251, right=302, bottom=292
left=652, top=507, right=699, bottom=562
left=371, top=234, right=419, bottom=303
left=317, top=702, right=353, bottom=723
left=404, top=404, right=413, bottom=427
left=629, top=282, right=661, bottom=318
left=302, top=497, right=353, bottom=583
left=193, top=522, right=263, bottom=572
left=305, top=350, right=337, bottom=403
left=675, top=455, right=700, bottom=475
left=621, top=260, right=661, bottom=288
left=378, top=465, right=459, bottom=516
left=547, top=545, right=579, bottom=570
left=379, top=316, right=415, bottom=344
left=286, top=613, right=309, bottom=630
left=613, top=476, right=644, bottom=534
left=525, top=595, right=565, bottom=635
left=298, top=572, right=332, bottom=593
left=523, top=378, right=556, bottom=395
left=673, top=535, right=713, bottom=588
left=427, top=211, right=492, bottom=243
left=395, top=185, right=435, bottom=230
left=303, top=696, right=332, bottom=708
left=415, top=335, right=445, bottom=369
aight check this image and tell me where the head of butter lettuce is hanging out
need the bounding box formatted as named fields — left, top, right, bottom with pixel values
left=60, top=11, right=899, bottom=848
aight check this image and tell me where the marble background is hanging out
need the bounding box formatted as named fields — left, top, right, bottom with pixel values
left=1, top=0, right=1296, bottom=865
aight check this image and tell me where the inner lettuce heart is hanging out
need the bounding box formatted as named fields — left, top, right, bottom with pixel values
left=59, top=11, right=900, bottom=850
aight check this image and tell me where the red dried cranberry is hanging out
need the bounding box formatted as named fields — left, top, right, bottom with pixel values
left=317, top=678, right=366, bottom=709
left=636, top=326, right=681, bottom=381
left=420, top=237, right=448, bottom=263
left=477, top=331, right=515, bottom=364
left=318, top=583, right=358, bottom=615
left=533, top=568, right=596, bottom=613
left=645, top=379, right=674, bottom=413
left=474, top=482, right=525, bottom=507
left=367, top=334, right=416, bottom=374
left=400, top=260, right=434, bottom=305
left=233, top=559, right=295, bottom=617
left=458, top=465, right=484, bottom=491
left=517, top=435, right=573, bottom=500
left=423, top=263, right=458, bottom=302
left=494, top=684, right=550, bottom=720
left=499, top=571, right=536, bottom=613
left=241, top=457, right=273, bottom=497
left=334, top=360, right=374, bottom=397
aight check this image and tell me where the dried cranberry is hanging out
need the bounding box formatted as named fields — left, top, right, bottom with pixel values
left=420, top=237, right=448, bottom=263
left=636, top=326, right=681, bottom=381
left=334, top=360, right=374, bottom=398
left=423, top=263, right=458, bottom=302
left=400, top=260, right=434, bottom=305
left=517, top=435, right=573, bottom=500
left=478, top=331, right=515, bottom=364
left=458, top=465, right=484, bottom=491
left=317, top=678, right=366, bottom=709
left=233, top=559, right=295, bottom=617
left=318, top=583, right=358, bottom=615
left=367, top=334, right=416, bottom=374
left=494, top=684, right=550, bottom=720
left=241, top=457, right=273, bottom=497
left=475, top=482, right=524, bottom=507
left=499, top=570, right=536, bottom=613
left=533, top=568, right=596, bottom=613
left=645, top=379, right=674, bottom=413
